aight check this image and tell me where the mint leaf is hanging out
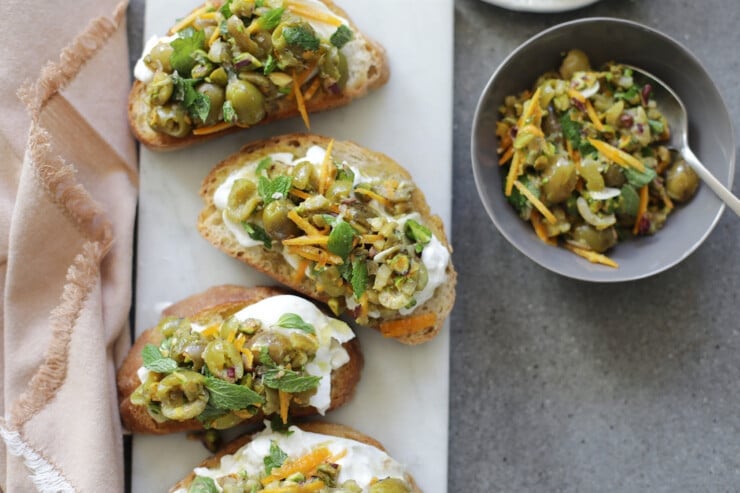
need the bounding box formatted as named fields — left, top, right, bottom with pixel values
left=219, top=0, right=232, bottom=18
left=141, top=344, right=178, bottom=373
left=263, top=368, right=321, bottom=393
left=330, top=25, right=353, bottom=49
left=615, top=85, right=639, bottom=102
left=351, top=259, right=367, bottom=300
left=188, top=476, right=218, bottom=493
left=257, top=7, right=284, bottom=31
left=283, top=24, right=319, bottom=51
left=269, top=415, right=294, bottom=435
left=648, top=119, right=665, bottom=134
left=259, top=346, right=276, bottom=367
left=171, top=74, right=211, bottom=122
left=196, top=404, right=228, bottom=426
left=327, top=221, right=355, bottom=260
left=243, top=222, right=272, bottom=249
left=276, top=313, right=315, bottom=334
left=624, top=166, right=657, bottom=188
left=170, top=28, right=205, bottom=75
left=258, top=175, right=293, bottom=205
left=507, top=174, right=538, bottom=213
left=560, top=110, right=595, bottom=156
left=618, top=185, right=640, bottom=216
left=204, top=377, right=264, bottom=410
left=264, top=441, right=287, bottom=475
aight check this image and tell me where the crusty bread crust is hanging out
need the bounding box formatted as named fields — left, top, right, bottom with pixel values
left=169, top=421, right=421, bottom=493
left=117, top=285, right=363, bottom=434
left=129, top=0, right=390, bottom=151
left=197, top=134, right=457, bottom=345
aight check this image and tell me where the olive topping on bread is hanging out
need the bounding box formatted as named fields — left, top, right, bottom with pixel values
left=170, top=421, right=421, bottom=493
left=198, top=135, right=456, bottom=344
left=130, top=0, right=388, bottom=150
left=117, top=285, right=362, bottom=434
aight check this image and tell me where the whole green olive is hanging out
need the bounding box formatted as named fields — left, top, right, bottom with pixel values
left=145, top=41, right=174, bottom=72
left=226, top=79, right=266, bottom=126
left=147, top=71, right=173, bottom=106
left=368, top=478, right=412, bottom=493
left=665, top=159, right=699, bottom=203
left=262, top=199, right=301, bottom=240
left=559, top=49, right=591, bottom=80
left=196, top=83, right=225, bottom=126
left=569, top=224, right=617, bottom=253
left=541, top=158, right=577, bottom=204
left=155, top=371, right=208, bottom=420
left=325, top=180, right=353, bottom=202
left=203, top=339, right=244, bottom=383
left=148, top=103, right=191, bottom=138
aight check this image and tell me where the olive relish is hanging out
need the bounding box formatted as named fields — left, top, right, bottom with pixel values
left=497, top=49, right=699, bottom=267
left=214, top=145, right=450, bottom=324
left=131, top=295, right=354, bottom=427
left=135, top=0, right=356, bottom=137
left=175, top=425, right=412, bottom=493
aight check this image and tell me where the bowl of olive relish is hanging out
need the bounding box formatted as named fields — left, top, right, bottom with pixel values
left=471, top=17, right=735, bottom=281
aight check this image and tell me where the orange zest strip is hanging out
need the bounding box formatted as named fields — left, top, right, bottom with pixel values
left=279, top=390, right=291, bottom=425
left=512, top=180, right=557, bottom=224
left=289, top=188, right=312, bottom=200
left=518, top=124, right=544, bottom=138
left=498, top=145, right=514, bottom=166
left=584, top=99, right=605, bottom=131
left=304, top=77, right=322, bottom=101
left=292, top=258, right=310, bottom=283
left=530, top=210, right=557, bottom=246
left=587, top=138, right=646, bottom=172
left=261, top=447, right=332, bottom=485
left=200, top=324, right=219, bottom=338
left=565, top=244, right=619, bottom=268
left=518, top=86, right=542, bottom=127
left=379, top=313, right=437, bottom=338
left=633, top=184, right=649, bottom=235
left=359, top=292, right=369, bottom=320
left=354, top=187, right=390, bottom=207
left=285, top=2, right=343, bottom=26
left=566, top=88, right=586, bottom=103
left=287, top=209, right=321, bottom=236
left=207, top=24, right=221, bottom=46
left=287, top=245, right=343, bottom=265
left=171, top=6, right=209, bottom=33
left=193, top=121, right=235, bottom=136
left=282, top=235, right=329, bottom=246
left=293, top=70, right=311, bottom=130
left=319, top=139, right=335, bottom=195
left=504, top=150, right=522, bottom=196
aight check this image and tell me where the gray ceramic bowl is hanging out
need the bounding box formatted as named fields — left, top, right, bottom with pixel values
left=471, top=17, right=735, bottom=282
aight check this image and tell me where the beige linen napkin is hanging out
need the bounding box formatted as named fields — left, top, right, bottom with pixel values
left=0, top=0, right=137, bottom=491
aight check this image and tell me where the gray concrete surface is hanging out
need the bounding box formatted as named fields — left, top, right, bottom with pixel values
left=126, top=1, right=740, bottom=490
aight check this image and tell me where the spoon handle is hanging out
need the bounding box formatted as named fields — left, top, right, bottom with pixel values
left=681, top=146, right=740, bottom=216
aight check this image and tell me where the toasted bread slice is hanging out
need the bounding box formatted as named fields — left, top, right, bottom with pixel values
left=169, top=421, right=421, bottom=492
left=129, top=0, right=389, bottom=150
left=197, top=134, right=456, bottom=345
left=117, top=285, right=363, bottom=434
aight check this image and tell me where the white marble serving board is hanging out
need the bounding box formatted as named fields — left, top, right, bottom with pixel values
left=133, top=1, right=452, bottom=491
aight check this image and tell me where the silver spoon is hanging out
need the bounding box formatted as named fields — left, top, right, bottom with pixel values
left=625, top=64, right=740, bottom=216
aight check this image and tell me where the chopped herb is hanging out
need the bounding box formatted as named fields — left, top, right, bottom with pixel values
left=257, top=175, right=293, bottom=205
left=222, top=100, right=236, bottom=124
left=327, top=221, right=356, bottom=260
left=351, top=258, right=368, bottom=300
left=259, top=346, right=275, bottom=367
left=242, top=222, right=272, bottom=249
left=196, top=404, right=229, bottom=426
left=283, top=24, right=320, bottom=51
left=255, top=0, right=264, bottom=6
left=335, top=164, right=354, bottom=183
left=624, top=166, right=657, bottom=188
left=264, top=441, right=288, bottom=475
left=219, top=0, right=232, bottom=19
left=276, top=313, right=315, bottom=334
left=263, top=367, right=321, bottom=393
left=330, top=25, right=353, bottom=49
left=618, top=185, right=640, bottom=216
left=404, top=219, right=432, bottom=251
left=263, top=54, right=277, bottom=75
left=255, top=156, right=272, bottom=175
left=204, top=377, right=264, bottom=410
left=171, top=74, right=211, bottom=122
left=507, top=174, right=539, bottom=213
left=141, top=344, right=178, bottom=373
left=648, top=119, right=665, bottom=134
left=269, top=415, right=294, bottom=435
left=169, top=28, right=205, bottom=75
left=615, top=86, right=639, bottom=103
left=257, top=7, right=284, bottom=31
left=188, top=476, right=219, bottom=493
left=560, top=110, right=596, bottom=155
